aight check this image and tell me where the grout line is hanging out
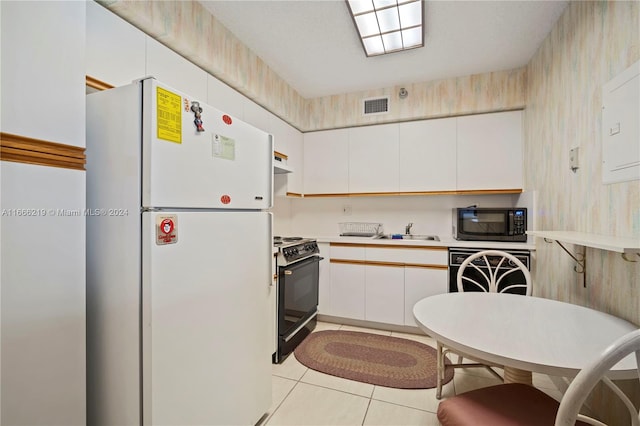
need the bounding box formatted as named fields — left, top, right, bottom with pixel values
left=263, top=380, right=300, bottom=425
left=361, top=398, right=373, bottom=426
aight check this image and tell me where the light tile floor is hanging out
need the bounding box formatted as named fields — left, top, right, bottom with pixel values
left=261, top=321, right=565, bottom=426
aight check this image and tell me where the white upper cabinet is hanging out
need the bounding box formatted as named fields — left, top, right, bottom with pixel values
left=399, top=118, right=457, bottom=192
left=243, top=101, right=271, bottom=134
left=271, top=115, right=304, bottom=194
left=304, top=129, right=350, bottom=194
left=456, top=111, right=523, bottom=190
left=86, top=2, right=145, bottom=88
left=285, top=125, right=304, bottom=194
left=207, top=75, right=245, bottom=120
left=2, top=1, right=85, bottom=146
left=270, top=115, right=292, bottom=155
left=146, top=38, right=208, bottom=102
left=348, top=123, right=400, bottom=193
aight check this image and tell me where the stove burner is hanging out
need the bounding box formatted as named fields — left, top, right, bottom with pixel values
left=274, top=236, right=303, bottom=246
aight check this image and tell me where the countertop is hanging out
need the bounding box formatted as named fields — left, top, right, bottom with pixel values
left=314, top=235, right=536, bottom=250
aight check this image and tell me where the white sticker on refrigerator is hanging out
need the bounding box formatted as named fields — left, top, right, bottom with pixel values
left=212, top=134, right=235, bottom=160
left=156, top=215, right=178, bottom=245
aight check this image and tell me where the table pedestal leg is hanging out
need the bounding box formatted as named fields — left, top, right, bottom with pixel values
left=503, top=367, right=532, bottom=385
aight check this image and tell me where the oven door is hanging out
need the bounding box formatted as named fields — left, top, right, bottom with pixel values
left=278, top=255, right=321, bottom=339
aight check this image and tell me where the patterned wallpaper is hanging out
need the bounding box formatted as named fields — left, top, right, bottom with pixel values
left=305, top=68, right=526, bottom=130
left=525, top=3, right=639, bottom=422
left=525, top=0, right=639, bottom=323
left=99, top=0, right=525, bottom=132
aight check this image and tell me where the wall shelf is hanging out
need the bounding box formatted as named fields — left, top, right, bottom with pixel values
left=527, top=231, right=640, bottom=255
left=527, top=231, right=640, bottom=287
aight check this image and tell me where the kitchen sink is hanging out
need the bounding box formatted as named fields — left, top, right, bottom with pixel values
left=374, top=234, right=440, bottom=241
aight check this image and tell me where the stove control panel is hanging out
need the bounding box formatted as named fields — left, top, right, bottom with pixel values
left=280, top=241, right=320, bottom=264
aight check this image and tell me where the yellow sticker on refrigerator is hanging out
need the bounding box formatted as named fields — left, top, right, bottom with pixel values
left=156, top=87, right=182, bottom=144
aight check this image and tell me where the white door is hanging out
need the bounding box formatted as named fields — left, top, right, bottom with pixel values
left=141, top=211, right=272, bottom=425
left=141, top=79, right=273, bottom=209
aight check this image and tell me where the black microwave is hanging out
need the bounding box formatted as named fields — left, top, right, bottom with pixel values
left=453, top=208, right=527, bottom=242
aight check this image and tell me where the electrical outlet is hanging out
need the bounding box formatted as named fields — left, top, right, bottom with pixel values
left=342, top=205, right=352, bottom=216
left=570, top=147, right=580, bottom=173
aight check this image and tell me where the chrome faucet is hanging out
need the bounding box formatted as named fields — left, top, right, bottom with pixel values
left=405, top=222, right=413, bottom=235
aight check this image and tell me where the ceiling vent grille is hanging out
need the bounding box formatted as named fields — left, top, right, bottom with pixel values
left=362, top=97, right=389, bottom=115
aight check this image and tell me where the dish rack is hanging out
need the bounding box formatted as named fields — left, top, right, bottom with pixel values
left=339, top=222, right=383, bottom=237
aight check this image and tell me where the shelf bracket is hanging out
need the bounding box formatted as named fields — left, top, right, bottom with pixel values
left=543, top=238, right=586, bottom=287
left=621, top=253, right=639, bottom=263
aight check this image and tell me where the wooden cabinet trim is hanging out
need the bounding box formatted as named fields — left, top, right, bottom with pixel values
left=1, top=132, right=86, bottom=171
left=86, top=75, right=114, bottom=91
left=274, top=151, right=288, bottom=160
left=330, top=259, right=367, bottom=265
left=405, top=263, right=448, bottom=270
left=330, top=242, right=447, bottom=251
left=330, top=258, right=446, bottom=269
left=303, top=189, right=522, bottom=197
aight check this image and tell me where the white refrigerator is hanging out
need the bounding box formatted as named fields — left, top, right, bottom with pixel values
left=86, top=78, right=273, bottom=425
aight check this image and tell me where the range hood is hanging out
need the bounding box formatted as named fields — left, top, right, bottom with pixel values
left=274, top=152, right=293, bottom=174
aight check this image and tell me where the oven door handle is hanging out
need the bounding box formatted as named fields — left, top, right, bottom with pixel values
left=282, top=256, right=324, bottom=275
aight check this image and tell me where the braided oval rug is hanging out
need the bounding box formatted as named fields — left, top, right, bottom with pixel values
left=294, top=330, right=453, bottom=389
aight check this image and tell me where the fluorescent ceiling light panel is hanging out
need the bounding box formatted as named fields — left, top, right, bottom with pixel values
left=355, top=12, right=379, bottom=37
left=347, top=0, right=424, bottom=57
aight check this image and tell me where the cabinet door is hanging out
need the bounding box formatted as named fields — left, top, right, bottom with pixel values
left=86, top=1, right=146, bottom=88
left=349, top=124, right=400, bottom=193
left=207, top=75, right=245, bottom=120
left=286, top=126, right=304, bottom=194
left=399, top=118, right=457, bottom=191
left=270, top=115, right=292, bottom=156
left=244, top=100, right=271, bottom=133
left=2, top=1, right=85, bottom=145
left=404, top=267, right=448, bottom=326
left=329, top=262, right=365, bottom=319
left=456, top=111, right=523, bottom=190
left=304, top=129, right=350, bottom=194
left=146, top=38, right=208, bottom=102
left=365, top=264, right=405, bottom=325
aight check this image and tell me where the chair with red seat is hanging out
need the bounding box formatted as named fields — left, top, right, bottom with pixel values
left=437, top=328, right=640, bottom=426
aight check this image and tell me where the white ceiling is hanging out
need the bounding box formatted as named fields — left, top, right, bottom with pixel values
left=200, top=1, right=568, bottom=99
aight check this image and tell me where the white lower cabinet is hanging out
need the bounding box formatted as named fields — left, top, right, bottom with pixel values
left=404, top=267, right=448, bottom=326
left=330, top=262, right=365, bottom=320
left=365, top=264, right=405, bottom=325
left=325, top=244, right=448, bottom=327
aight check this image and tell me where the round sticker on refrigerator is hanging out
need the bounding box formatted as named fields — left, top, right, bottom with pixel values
left=160, top=218, right=174, bottom=234
left=222, top=115, right=233, bottom=125
left=221, top=195, right=231, bottom=204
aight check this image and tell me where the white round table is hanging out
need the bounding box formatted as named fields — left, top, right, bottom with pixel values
left=413, top=292, right=638, bottom=383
